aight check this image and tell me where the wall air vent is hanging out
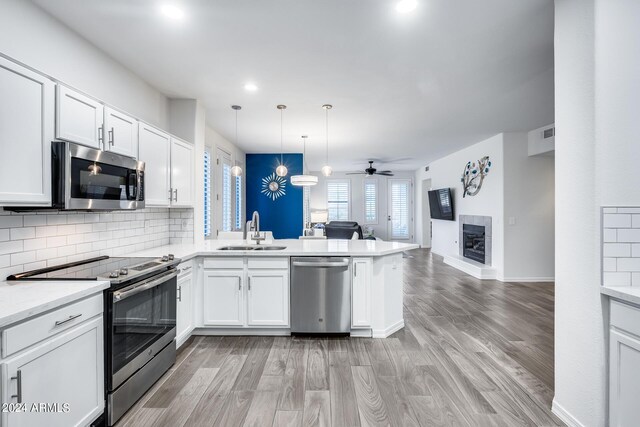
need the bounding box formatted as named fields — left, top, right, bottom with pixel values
left=543, top=127, right=555, bottom=139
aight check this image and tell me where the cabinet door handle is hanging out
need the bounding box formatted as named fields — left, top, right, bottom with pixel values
left=169, top=188, right=173, bottom=201
left=177, top=285, right=182, bottom=302
left=174, top=188, right=178, bottom=202
left=354, top=264, right=357, bottom=277
left=108, top=127, right=114, bottom=146
left=248, top=277, right=251, bottom=291
left=11, top=370, right=22, bottom=403
left=238, top=277, right=242, bottom=291
left=98, top=125, right=104, bottom=149
left=55, top=313, right=82, bottom=326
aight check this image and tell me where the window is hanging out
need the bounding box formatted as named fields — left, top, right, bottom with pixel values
left=363, top=179, right=378, bottom=224
left=204, top=150, right=211, bottom=237
left=221, top=161, right=232, bottom=232
left=389, top=179, right=411, bottom=239
left=327, top=180, right=350, bottom=221
left=234, top=174, right=242, bottom=230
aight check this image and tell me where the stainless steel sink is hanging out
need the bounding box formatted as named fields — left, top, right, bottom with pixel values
left=217, top=245, right=257, bottom=250
left=253, top=246, right=287, bottom=251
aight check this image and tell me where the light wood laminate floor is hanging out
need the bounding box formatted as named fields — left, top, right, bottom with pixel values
left=117, top=249, right=562, bottom=427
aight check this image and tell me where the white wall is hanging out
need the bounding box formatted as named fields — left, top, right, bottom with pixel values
left=554, top=0, right=640, bottom=425
left=503, top=132, right=555, bottom=281
left=309, top=171, right=415, bottom=241
left=421, top=134, right=505, bottom=274
left=0, top=0, right=168, bottom=129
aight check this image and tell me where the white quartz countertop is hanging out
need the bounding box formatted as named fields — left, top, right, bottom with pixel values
left=601, top=286, right=640, bottom=307
left=0, top=279, right=109, bottom=329
left=129, top=239, right=419, bottom=261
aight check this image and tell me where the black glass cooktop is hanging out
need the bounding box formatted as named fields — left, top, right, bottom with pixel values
left=7, top=256, right=164, bottom=282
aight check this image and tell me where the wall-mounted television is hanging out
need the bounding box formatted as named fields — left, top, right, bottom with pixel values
left=428, top=188, right=455, bottom=221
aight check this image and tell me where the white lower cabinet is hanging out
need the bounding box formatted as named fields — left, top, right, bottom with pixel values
left=176, top=264, right=194, bottom=346
left=352, top=258, right=372, bottom=328
left=203, top=257, right=289, bottom=328
left=609, top=299, right=640, bottom=427
left=203, top=270, right=244, bottom=326
left=247, top=270, right=289, bottom=326
left=1, top=314, right=104, bottom=427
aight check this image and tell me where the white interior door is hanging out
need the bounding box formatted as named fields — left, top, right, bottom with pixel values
left=387, top=179, right=413, bottom=241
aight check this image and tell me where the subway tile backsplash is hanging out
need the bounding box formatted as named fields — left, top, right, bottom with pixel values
left=602, top=206, right=640, bottom=287
left=0, top=207, right=194, bottom=280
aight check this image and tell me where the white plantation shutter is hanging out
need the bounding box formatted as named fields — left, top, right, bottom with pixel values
left=363, top=179, right=377, bottom=224
left=222, top=161, right=232, bottom=232
left=327, top=180, right=350, bottom=221
left=390, top=180, right=410, bottom=239
left=235, top=174, right=242, bottom=230
left=204, top=151, right=211, bottom=237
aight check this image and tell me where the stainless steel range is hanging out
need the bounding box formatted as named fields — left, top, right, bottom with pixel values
left=8, top=254, right=180, bottom=426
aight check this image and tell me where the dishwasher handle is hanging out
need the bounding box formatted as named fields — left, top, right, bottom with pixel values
left=292, top=260, right=349, bottom=268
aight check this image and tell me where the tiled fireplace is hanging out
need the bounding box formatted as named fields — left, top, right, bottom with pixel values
left=459, top=215, right=492, bottom=265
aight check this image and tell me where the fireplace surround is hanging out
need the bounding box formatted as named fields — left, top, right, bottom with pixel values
left=459, top=215, right=492, bottom=266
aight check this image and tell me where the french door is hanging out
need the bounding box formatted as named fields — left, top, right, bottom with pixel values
left=387, top=179, right=413, bottom=241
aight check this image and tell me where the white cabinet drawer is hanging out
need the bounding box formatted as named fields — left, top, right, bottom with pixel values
left=203, top=257, right=244, bottom=270
left=247, top=257, right=288, bottom=270
left=611, top=299, right=640, bottom=337
left=2, top=294, right=103, bottom=358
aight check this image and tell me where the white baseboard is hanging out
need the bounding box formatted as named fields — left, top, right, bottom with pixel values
left=350, top=328, right=372, bottom=337
left=193, top=327, right=291, bottom=336
left=552, top=398, right=586, bottom=427
left=372, top=320, right=405, bottom=338
left=499, top=276, right=555, bottom=283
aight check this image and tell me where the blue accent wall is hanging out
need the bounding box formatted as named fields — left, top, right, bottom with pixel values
left=246, top=154, right=303, bottom=239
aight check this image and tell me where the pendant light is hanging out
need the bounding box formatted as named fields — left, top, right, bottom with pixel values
left=230, top=105, right=243, bottom=177
left=321, top=104, right=333, bottom=177
left=291, top=135, right=319, bottom=186
left=275, top=105, right=288, bottom=177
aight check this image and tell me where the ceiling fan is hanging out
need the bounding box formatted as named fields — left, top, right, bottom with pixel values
left=346, top=161, right=394, bottom=176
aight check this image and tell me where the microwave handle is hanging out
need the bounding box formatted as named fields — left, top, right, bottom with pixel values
left=125, top=170, right=138, bottom=201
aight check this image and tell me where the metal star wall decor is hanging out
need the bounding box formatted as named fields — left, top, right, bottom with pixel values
left=461, top=156, right=492, bottom=198
left=261, top=172, right=287, bottom=200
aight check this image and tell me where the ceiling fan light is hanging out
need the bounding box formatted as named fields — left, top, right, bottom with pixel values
left=291, top=174, right=318, bottom=186
left=321, top=165, right=333, bottom=177
left=230, top=165, right=243, bottom=177
left=276, top=164, right=288, bottom=177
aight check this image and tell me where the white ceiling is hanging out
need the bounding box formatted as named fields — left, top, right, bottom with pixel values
left=32, top=0, right=554, bottom=172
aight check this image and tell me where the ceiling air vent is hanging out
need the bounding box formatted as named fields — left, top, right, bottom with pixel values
left=543, top=127, right=555, bottom=139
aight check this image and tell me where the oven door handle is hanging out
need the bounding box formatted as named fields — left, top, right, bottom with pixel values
left=113, top=269, right=178, bottom=302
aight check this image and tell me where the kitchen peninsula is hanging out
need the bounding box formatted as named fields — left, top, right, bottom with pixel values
left=131, top=239, right=418, bottom=342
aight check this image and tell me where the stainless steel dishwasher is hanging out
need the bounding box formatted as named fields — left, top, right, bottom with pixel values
left=290, top=257, right=351, bottom=335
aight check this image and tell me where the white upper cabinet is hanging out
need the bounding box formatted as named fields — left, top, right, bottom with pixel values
left=0, top=57, right=54, bottom=206
left=55, top=85, right=103, bottom=149
left=104, top=106, right=138, bottom=158
left=138, top=123, right=171, bottom=207
left=170, top=137, right=195, bottom=207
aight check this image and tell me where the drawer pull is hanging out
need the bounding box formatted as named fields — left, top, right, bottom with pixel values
left=54, top=313, right=82, bottom=326
left=10, top=370, right=22, bottom=403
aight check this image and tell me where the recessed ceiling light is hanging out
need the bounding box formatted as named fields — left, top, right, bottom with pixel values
left=244, top=83, right=258, bottom=92
left=160, top=4, right=185, bottom=20
left=396, top=0, right=417, bottom=13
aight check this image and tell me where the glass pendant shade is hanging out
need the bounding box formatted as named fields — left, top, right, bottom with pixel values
left=276, top=164, right=288, bottom=177
left=230, top=165, right=243, bottom=176
left=321, top=165, right=333, bottom=177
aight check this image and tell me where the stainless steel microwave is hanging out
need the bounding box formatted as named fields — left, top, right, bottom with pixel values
left=51, top=141, right=145, bottom=210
